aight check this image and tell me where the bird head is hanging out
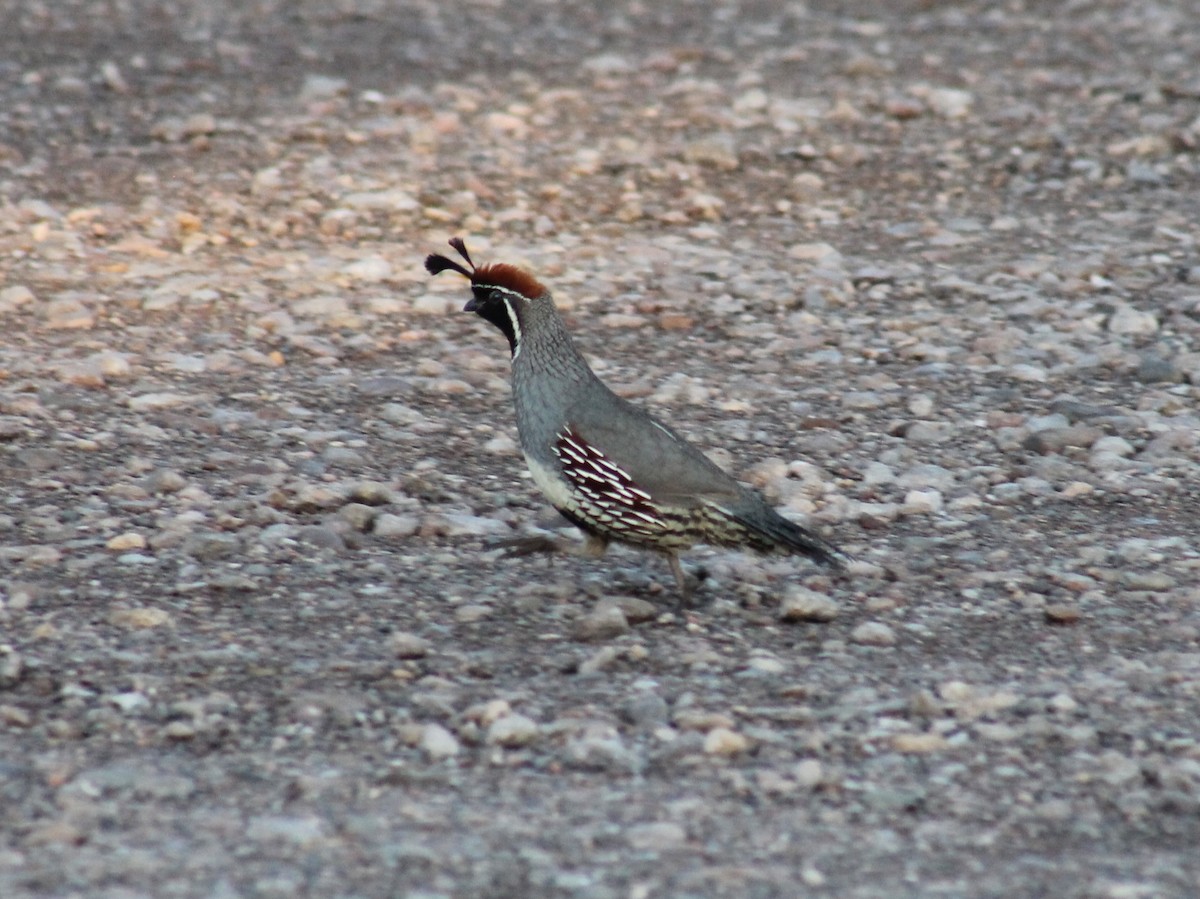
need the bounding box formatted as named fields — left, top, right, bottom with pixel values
left=425, top=237, right=548, bottom=358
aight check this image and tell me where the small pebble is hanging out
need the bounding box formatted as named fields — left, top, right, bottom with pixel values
left=572, top=603, right=631, bottom=642
left=607, top=595, right=660, bottom=624
left=892, top=732, right=949, bottom=753
left=106, top=532, right=147, bottom=552
left=703, top=727, right=750, bottom=757
left=374, top=514, right=420, bottom=538
left=1107, top=305, right=1158, bottom=336
left=388, top=632, right=431, bottom=659
left=850, top=622, right=898, bottom=646
left=1023, top=426, right=1103, bottom=455
left=108, top=608, right=172, bottom=630
left=624, top=821, right=687, bottom=851
left=793, top=759, right=825, bottom=788
left=486, top=713, right=540, bottom=747
left=455, top=604, right=492, bottom=624
left=1044, top=603, right=1082, bottom=625
left=419, top=724, right=461, bottom=760
left=779, top=587, right=839, bottom=622
left=0, top=285, right=35, bottom=312
left=619, top=692, right=670, bottom=728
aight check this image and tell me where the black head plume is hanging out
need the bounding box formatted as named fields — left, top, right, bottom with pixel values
left=424, top=236, right=475, bottom=279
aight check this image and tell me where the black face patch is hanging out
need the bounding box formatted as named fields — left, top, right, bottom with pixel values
left=467, top=286, right=521, bottom=357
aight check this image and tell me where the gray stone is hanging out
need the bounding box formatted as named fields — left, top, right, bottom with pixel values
left=779, top=587, right=840, bottom=622
left=572, top=603, right=631, bottom=641
left=851, top=622, right=898, bottom=646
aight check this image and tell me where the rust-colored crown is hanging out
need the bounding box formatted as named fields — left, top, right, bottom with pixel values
left=424, top=237, right=546, bottom=299
left=472, top=263, right=545, bottom=299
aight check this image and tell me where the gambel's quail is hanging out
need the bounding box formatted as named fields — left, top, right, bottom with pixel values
left=425, top=237, right=849, bottom=599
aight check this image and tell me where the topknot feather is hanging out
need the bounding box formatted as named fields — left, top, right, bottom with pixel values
left=424, top=237, right=546, bottom=298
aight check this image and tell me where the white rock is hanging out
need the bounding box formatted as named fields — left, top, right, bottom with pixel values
left=109, top=691, right=150, bottom=713
left=908, top=394, right=935, bottom=417
left=89, top=351, right=132, bottom=378
left=1108, top=305, right=1158, bottom=335
left=747, top=655, right=787, bottom=674
left=583, top=53, right=633, bottom=75
left=0, top=285, right=35, bottom=312
left=419, top=723, right=460, bottom=759
left=861, top=461, right=896, bottom=485
left=299, top=74, right=347, bottom=99
left=128, top=392, right=194, bottom=411
left=1027, top=413, right=1071, bottom=431
left=442, top=513, right=508, bottom=537
left=779, top=587, right=839, bottom=622
left=902, top=489, right=943, bottom=514
left=259, top=523, right=299, bottom=544
left=43, top=296, right=94, bottom=329
left=378, top=403, right=426, bottom=425
left=1092, top=435, right=1135, bottom=457
left=789, top=241, right=842, bottom=263
left=842, top=391, right=887, bottom=410
left=106, top=532, right=146, bottom=552
left=625, top=821, right=687, bottom=851
left=1009, top=364, right=1048, bottom=382
left=793, top=758, right=824, bottom=787
left=166, top=354, right=207, bottom=373
left=388, top=632, right=430, bottom=659
left=486, top=713, right=540, bottom=747
left=851, top=622, right=897, bottom=646
left=1048, top=693, right=1078, bottom=714
left=573, top=604, right=631, bottom=642
left=373, top=514, right=419, bottom=539
left=250, top=167, right=282, bottom=196
left=923, top=87, right=973, bottom=118
left=733, top=87, right=770, bottom=113
left=703, top=727, right=750, bottom=756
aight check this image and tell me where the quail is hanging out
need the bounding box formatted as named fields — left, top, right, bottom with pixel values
left=425, top=237, right=850, bottom=599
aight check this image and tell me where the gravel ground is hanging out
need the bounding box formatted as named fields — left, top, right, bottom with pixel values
left=3, top=1, right=1200, bottom=897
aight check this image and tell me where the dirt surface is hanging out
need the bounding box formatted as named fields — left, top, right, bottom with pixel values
left=2, top=1, right=1200, bottom=897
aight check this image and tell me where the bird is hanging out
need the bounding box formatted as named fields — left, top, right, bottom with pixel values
left=425, top=236, right=850, bottom=601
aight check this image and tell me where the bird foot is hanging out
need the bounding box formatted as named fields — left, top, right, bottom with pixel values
left=485, top=534, right=568, bottom=558
left=486, top=531, right=610, bottom=560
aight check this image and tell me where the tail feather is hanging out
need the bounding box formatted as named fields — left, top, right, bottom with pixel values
left=725, top=503, right=851, bottom=570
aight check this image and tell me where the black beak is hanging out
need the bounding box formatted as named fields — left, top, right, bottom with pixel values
left=463, top=297, right=480, bottom=313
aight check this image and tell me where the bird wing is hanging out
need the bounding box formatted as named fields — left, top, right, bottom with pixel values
left=562, top=387, right=743, bottom=507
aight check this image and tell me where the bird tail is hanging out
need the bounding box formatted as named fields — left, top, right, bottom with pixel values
left=723, top=502, right=851, bottom=570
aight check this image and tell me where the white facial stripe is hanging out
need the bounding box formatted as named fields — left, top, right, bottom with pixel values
left=485, top=285, right=529, bottom=301
left=500, top=296, right=522, bottom=360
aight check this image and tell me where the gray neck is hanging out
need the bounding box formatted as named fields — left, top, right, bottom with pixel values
left=510, top=296, right=597, bottom=454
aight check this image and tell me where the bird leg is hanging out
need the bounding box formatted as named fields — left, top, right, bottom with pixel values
left=488, top=531, right=609, bottom=560
left=666, top=554, right=690, bottom=599
left=492, top=535, right=702, bottom=610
